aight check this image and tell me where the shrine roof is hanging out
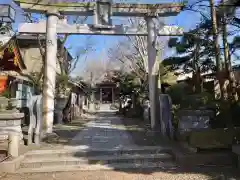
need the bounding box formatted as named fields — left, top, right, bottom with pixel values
left=0, top=37, right=26, bottom=72
left=95, top=81, right=116, bottom=87
left=16, top=34, right=72, bottom=57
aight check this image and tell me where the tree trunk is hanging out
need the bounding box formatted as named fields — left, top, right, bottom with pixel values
left=222, top=0, right=238, bottom=101
left=209, top=0, right=224, bottom=99
left=192, top=40, right=202, bottom=93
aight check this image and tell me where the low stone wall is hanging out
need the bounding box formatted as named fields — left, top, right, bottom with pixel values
left=176, top=109, right=212, bottom=144
left=188, top=128, right=236, bottom=149
left=176, top=109, right=240, bottom=150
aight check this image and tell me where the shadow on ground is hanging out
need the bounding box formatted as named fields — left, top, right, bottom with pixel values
left=41, top=111, right=240, bottom=179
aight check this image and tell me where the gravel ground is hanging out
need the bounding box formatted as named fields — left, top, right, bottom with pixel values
left=0, top=171, right=218, bottom=180
left=1, top=168, right=239, bottom=180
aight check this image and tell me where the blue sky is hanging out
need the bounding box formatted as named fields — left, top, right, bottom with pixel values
left=1, top=0, right=207, bottom=76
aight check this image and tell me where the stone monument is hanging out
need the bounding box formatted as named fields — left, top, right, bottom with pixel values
left=0, top=97, right=24, bottom=157
left=159, top=94, right=174, bottom=139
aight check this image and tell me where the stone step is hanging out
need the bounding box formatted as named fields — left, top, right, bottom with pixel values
left=24, top=146, right=173, bottom=159
left=21, top=153, right=173, bottom=169
left=17, top=161, right=177, bottom=173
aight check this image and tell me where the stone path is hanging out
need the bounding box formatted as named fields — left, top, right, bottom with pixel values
left=65, top=112, right=140, bottom=149
left=61, top=109, right=180, bottom=150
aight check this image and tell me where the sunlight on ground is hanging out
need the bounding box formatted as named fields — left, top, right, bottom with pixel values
left=110, top=125, right=144, bottom=131
left=85, top=123, right=145, bottom=131
left=54, top=125, right=85, bottom=131
left=53, top=124, right=144, bottom=131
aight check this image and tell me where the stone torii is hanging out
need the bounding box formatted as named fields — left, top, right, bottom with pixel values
left=15, top=0, right=184, bottom=134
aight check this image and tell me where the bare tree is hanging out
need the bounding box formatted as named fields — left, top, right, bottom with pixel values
left=108, top=17, right=169, bottom=91
left=82, top=60, right=108, bottom=84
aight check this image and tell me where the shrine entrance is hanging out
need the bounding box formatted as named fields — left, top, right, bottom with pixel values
left=95, top=82, right=118, bottom=104
left=15, top=0, right=184, bottom=133
left=101, top=88, right=112, bottom=103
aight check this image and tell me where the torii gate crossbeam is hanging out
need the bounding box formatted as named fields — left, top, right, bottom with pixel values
left=15, top=1, right=183, bottom=16
left=15, top=0, right=184, bottom=135
left=18, top=21, right=184, bottom=36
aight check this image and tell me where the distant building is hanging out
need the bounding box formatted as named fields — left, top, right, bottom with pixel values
left=176, top=70, right=214, bottom=83
left=16, top=34, right=71, bottom=76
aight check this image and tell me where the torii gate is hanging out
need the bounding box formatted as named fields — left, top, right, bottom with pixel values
left=15, top=0, right=184, bottom=134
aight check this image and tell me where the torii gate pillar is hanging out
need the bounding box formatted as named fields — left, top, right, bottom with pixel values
left=42, top=10, right=59, bottom=133
left=146, top=17, right=160, bottom=130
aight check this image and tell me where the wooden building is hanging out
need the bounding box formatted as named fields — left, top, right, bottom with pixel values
left=94, top=82, right=118, bottom=104
left=0, top=34, right=73, bottom=111
left=93, top=71, right=119, bottom=104
left=0, top=37, right=29, bottom=97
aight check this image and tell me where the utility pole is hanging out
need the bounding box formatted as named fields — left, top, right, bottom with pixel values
left=89, top=71, right=95, bottom=111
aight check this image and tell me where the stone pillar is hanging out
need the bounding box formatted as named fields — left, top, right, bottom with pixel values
left=86, top=97, right=89, bottom=109
left=89, top=85, right=95, bottom=111
left=146, top=17, right=160, bottom=130
left=8, top=132, right=19, bottom=158
left=42, top=10, right=59, bottom=134
left=100, top=88, right=102, bottom=103
left=112, top=87, right=114, bottom=104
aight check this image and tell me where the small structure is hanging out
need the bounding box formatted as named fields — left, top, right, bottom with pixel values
left=59, top=80, right=88, bottom=123
left=93, top=71, right=119, bottom=104
left=95, top=82, right=118, bottom=104
left=0, top=36, right=33, bottom=108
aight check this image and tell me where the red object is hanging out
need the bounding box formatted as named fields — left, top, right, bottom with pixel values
left=0, top=78, right=7, bottom=94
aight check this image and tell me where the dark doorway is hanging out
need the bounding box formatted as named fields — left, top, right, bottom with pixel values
left=101, top=88, right=112, bottom=104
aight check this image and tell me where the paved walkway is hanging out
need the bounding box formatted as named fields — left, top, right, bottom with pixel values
left=58, top=104, right=179, bottom=150
left=65, top=112, right=142, bottom=149
left=45, top=106, right=181, bottom=151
